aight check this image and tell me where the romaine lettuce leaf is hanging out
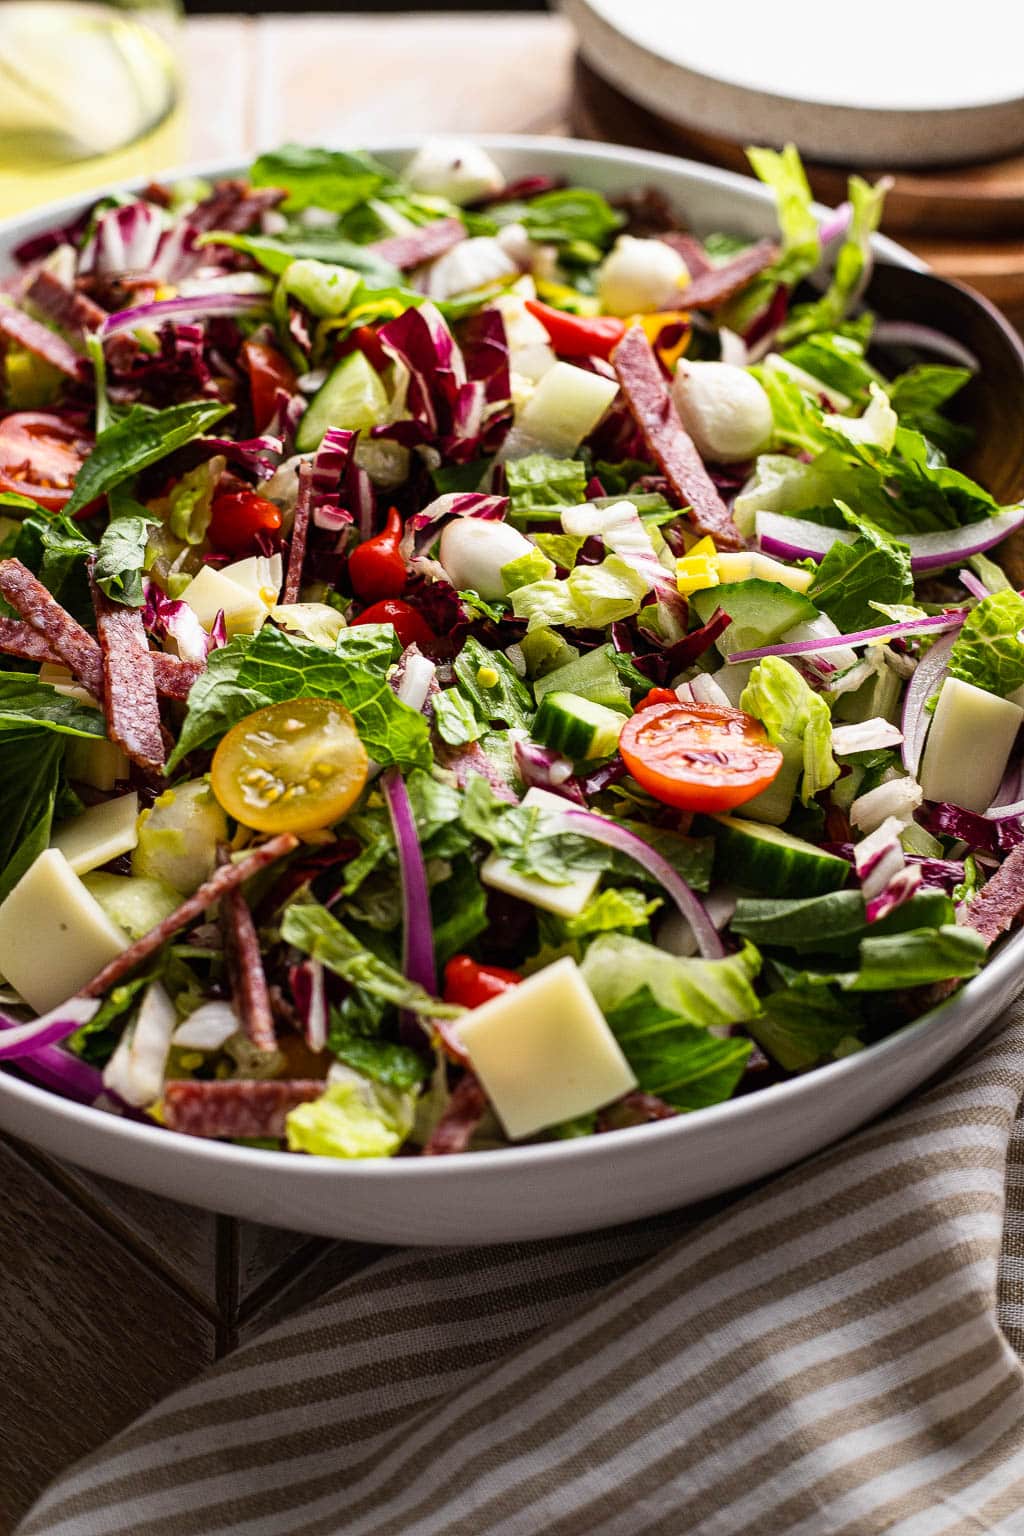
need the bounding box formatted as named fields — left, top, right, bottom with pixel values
left=281, top=900, right=459, bottom=1017
left=93, top=514, right=157, bottom=608
left=250, top=144, right=395, bottom=214
left=731, top=888, right=954, bottom=956
left=781, top=173, right=887, bottom=343
left=326, top=1018, right=428, bottom=1090
left=747, top=981, right=862, bottom=1070
left=66, top=400, right=232, bottom=517
left=505, top=453, right=588, bottom=520
left=946, top=589, right=1024, bottom=699
left=887, top=364, right=973, bottom=458
left=510, top=554, right=649, bottom=631
left=837, top=926, right=986, bottom=990
left=452, top=636, right=533, bottom=731
left=740, top=657, right=839, bottom=803
left=167, top=624, right=431, bottom=771
left=580, top=933, right=762, bottom=1028
left=724, top=144, right=820, bottom=331
left=0, top=728, right=64, bottom=903
left=285, top=1067, right=416, bottom=1158
left=807, top=504, right=912, bottom=632
left=604, top=988, right=752, bottom=1110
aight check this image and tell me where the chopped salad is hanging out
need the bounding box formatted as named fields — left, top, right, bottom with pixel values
left=0, top=139, right=1022, bottom=1158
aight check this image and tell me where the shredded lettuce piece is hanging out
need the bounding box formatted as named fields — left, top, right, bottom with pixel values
left=505, top=453, right=588, bottom=521
left=285, top=1066, right=416, bottom=1158
left=946, top=590, right=1024, bottom=699
left=510, top=554, right=649, bottom=631
left=740, top=657, right=840, bottom=804
left=580, top=933, right=762, bottom=1028
left=782, top=173, right=888, bottom=343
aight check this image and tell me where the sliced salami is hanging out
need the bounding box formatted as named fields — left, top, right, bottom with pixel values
left=220, top=850, right=277, bottom=1054
left=0, top=303, right=89, bottom=379
left=82, top=834, right=298, bottom=1000
left=162, top=1078, right=323, bottom=1139
left=0, top=616, right=63, bottom=668
left=282, top=459, right=313, bottom=604
left=0, top=559, right=104, bottom=695
left=669, top=239, right=779, bottom=311
left=90, top=570, right=165, bottom=775
left=371, top=217, right=467, bottom=272
left=422, top=1071, right=488, bottom=1156
left=960, top=844, right=1024, bottom=946
left=612, top=325, right=745, bottom=551
left=26, top=270, right=107, bottom=335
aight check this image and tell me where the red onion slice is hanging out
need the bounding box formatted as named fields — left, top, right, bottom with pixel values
left=0, top=997, right=99, bottom=1060
left=101, top=292, right=270, bottom=340
left=901, top=629, right=958, bottom=775
left=870, top=321, right=980, bottom=372
left=729, top=610, right=966, bottom=664
left=382, top=768, right=437, bottom=995
left=756, top=509, right=1024, bottom=573
left=557, top=808, right=725, bottom=960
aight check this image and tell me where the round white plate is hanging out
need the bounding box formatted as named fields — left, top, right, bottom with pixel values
left=562, top=0, right=1024, bottom=167
left=0, top=135, right=1019, bottom=1244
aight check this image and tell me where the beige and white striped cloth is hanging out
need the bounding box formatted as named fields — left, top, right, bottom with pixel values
left=20, top=1001, right=1024, bottom=1536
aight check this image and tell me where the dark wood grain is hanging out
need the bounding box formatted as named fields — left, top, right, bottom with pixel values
left=0, top=1138, right=217, bottom=1532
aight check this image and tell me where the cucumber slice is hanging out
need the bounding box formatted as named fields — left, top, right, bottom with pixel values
left=533, top=643, right=631, bottom=712
left=711, top=814, right=850, bottom=897
left=296, top=350, right=390, bottom=452
left=692, top=578, right=818, bottom=658
left=533, top=692, right=625, bottom=760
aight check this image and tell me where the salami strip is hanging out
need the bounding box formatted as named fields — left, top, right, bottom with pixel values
left=669, top=239, right=779, bottom=311
left=0, top=559, right=104, bottom=695
left=371, top=217, right=467, bottom=272
left=163, top=1078, right=323, bottom=1139
left=0, top=303, right=89, bottom=379
left=189, top=180, right=286, bottom=235
left=422, top=1071, right=488, bottom=1156
left=0, top=616, right=62, bottom=667
left=960, top=844, right=1024, bottom=946
left=219, top=849, right=277, bottom=1053
left=659, top=232, right=713, bottom=279
left=90, top=571, right=165, bottom=775
left=612, top=326, right=745, bottom=551
left=282, top=460, right=313, bottom=604
left=597, top=1091, right=678, bottom=1133
left=151, top=654, right=203, bottom=700
left=82, top=833, right=298, bottom=999
left=26, top=270, right=107, bottom=335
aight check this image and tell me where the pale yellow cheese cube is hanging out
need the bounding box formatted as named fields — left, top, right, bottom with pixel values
left=220, top=553, right=283, bottom=610
left=65, top=736, right=130, bottom=792
left=480, top=787, right=600, bottom=918
left=179, top=565, right=268, bottom=636
left=457, top=956, right=637, bottom=1139
left=514, top=362, right=619, bottom=458
left=920, top=677, right=1023, bottom=813
left=50, top=792, right=139, bottom=875
left=38, top=663, right=100, bottom=708
left=0, top=849, right=129, bottom=1013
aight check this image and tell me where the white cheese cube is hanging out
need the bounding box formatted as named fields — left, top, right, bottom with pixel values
left=457, top=955, right=637, bottom=1140
left=179, top=565, right=268, bottom=636
left=480, top=787, right=600, bottom=918
left=65, top=736, right=130, bottom=792
left=510, top=362, right=618, bottom=459
left=50, top=792, right=139, bottom=875
left=220, top=553, right=283, bottom=609
left=0, top=849, right=129, bottom=1013
left=38, top=663, right=100, bottom=708
left=920, top=677, right=1024, bottom=814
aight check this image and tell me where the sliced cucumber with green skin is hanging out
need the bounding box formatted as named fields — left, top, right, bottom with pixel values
left=533, top=643, right=632, bottom=712
left=296, top=350, right=389, bottom=452
left=692, top=579, right=818, bottom=658
left=532, top=692, right=625, bottom=760
left=711, top=814, right=850, bottom=897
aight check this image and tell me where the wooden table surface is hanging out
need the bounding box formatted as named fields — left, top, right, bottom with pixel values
left=0, top=15, right=575, bottom=1531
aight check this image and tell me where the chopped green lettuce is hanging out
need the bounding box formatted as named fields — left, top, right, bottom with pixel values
left=168, top=624, right=431, bottom=772
left=510, top=554, right=649, bottom=632
left=604, top=988, right=752, bottom=1110
left=946, top=590, right=1024, bottom=699
left=65, top=400, right=232, bottom=517
left=281, top=901, right=459, bottom=1017
left=505, top=453, right=588, bottom=520
left=580, top=933, right=762, bottom=1028
left=285, top=1067, right=416, bottom=1158
left=740, top=657, right=839, bottom=803
left=808, top=505, right=912, bottom=632
left=782, top=173, right=888, bottom=343
left=747, top=981, right=862, bottom=1071
left=93, top=514, right=157, bottom=608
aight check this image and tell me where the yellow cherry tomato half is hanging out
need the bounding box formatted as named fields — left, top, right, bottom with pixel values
left=211, top=698, right=368, bottom=834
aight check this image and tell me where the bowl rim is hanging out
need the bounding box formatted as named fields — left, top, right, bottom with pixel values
left=0, top=132, right=1002, bottom=1184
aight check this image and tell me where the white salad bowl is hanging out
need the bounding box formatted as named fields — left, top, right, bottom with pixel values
left=1, top=136, right=1020, bottom=1246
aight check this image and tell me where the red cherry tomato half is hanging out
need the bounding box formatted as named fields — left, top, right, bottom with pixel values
left=241, top=341, right=298, bottom=434
left=619, top=700, right=783, bottom=813
left=351, top=598, right=437, bottom=651
left=347, top=506, right=407, bottom=601
left=443, top=955, right=522, bottom=1009
left=208, top=491, right=283, bottom=555
left=0, top=411, right=93, bottom=513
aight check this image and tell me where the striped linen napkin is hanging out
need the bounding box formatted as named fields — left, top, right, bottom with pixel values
left=19, top=1000, right=1024, bottom=1536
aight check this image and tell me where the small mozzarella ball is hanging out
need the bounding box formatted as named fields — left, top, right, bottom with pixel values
left=404, top=139, right=506, bottom=206
left=597, top=235, right=687, bottom=317
left=439, top=518, right=535, bottom=600
left=671, top=361, right=773, bottom=464
left=426, top=237, right=518, bottom=301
